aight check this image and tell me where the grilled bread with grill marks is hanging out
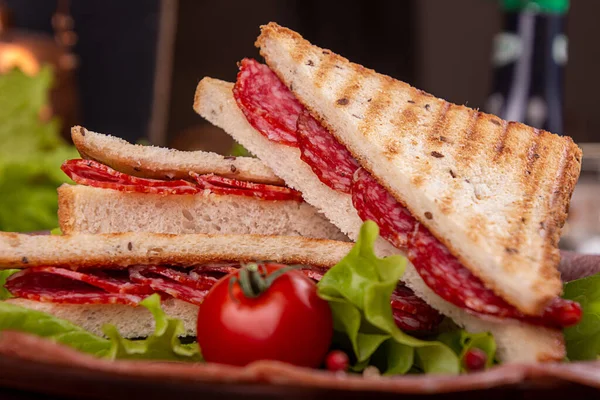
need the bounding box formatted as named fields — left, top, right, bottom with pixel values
left=256, top=22, right=582, bottom=315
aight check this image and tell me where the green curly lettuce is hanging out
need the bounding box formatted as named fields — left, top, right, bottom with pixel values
left=0, top=66, right=78, bottom=232
left=0, top=294, right=201, bottom=362
left=563, top=273, right=600, bottom=360
left=317, top=221, right=494, bottom=375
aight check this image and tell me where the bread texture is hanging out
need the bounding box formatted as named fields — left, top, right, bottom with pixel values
left=57, top=184, right=347, bottom=241
left=6, top=298, right=199, bottom=338
left=0, top=231, right=354, bottom=270
left=193, top=77, right=565, bottom=364
left=71, top=125, right=283, bottom=185
left=256, top=22, right=582, bottom=315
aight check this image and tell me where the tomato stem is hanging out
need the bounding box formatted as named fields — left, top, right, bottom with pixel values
left=229, top=263, right=301, bottom=300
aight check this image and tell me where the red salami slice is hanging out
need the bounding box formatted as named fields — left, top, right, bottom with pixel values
left=136, top=266, right=223, bottom=292
left=233, top=59, right=303, bottom=146
left=62, top=159, right=201, bottom=195
left=5, top=269, right=144, bottom=305
left=129, top=266, right=209, bottom=306
left=296, top=110, right=360, bottom=193
left=191, top=173, right=303, bottom=202
left=391, top=284, right=444, bottom=333
left=352, top=168, right=581, bottom=329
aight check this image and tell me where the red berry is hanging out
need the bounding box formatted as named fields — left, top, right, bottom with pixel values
left=325, top=350, right=349, bottom=372
left=463, top=348, right=487, bottom=372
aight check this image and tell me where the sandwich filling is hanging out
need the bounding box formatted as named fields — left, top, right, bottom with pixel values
left=61, top=159, right=303, bottom=202
left=4, top=263, right=442, bottom=334
left=232, top=59, right=581, bottom=329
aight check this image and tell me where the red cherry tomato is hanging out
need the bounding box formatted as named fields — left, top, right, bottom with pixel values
left=196, top=263, right=333, bottom=368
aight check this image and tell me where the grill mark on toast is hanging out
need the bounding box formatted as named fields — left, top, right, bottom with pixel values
left=537, top=142, right=578, bottom=285
left=502, top=127, right=542, bottom=272
left=440, top=110, right=480, bottom=215
left=361, top=77, right=397, bottom=141
left=335, top=71, right=362, bottom=111
left=427, top=101, right=451, bottom=148
left=493, top=121, right=510, bottom=161
left=313, top=56, right=337, bottom=89
left=411, top=101, right=451, bottom=186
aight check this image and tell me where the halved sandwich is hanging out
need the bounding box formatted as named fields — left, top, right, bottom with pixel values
left=57, top=126, right=345, bottom=241
left=193, top=23, right=583, bottom=364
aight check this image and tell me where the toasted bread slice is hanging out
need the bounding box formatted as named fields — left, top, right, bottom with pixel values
left=57, top=184, right=347, bottom=241
left=255, top=22, right=582, bottom=315
left=6, top=298, right=199, bottom=338
left=0, top=232, right=353, bottom=270
left=71, top=126, right=283, bottom=185
left=193, top=76, right=565, bottom=364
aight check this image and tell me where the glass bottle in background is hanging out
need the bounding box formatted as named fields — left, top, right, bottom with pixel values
left=485, top=0, right=569, bottom=134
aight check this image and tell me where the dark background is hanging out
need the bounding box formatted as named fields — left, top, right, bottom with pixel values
left=5, top=0, right=600, bottom=151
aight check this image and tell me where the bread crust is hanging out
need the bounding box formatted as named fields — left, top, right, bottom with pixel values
left=71, top=126, right=283, bottom=185
left=255, top=22, right=582, bottom=315
left=0, top=231, right=353, bottom=269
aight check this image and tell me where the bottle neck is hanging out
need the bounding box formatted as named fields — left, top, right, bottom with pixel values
left=487, top=9, right=567, bottom=134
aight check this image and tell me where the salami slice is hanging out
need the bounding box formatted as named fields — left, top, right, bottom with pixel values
left=5, top=269, right=144, bottom=305
left=296, top=111, right=360, bottom=193
left=129, top=266, right=209, bottom=306
left=352, top=168, right=581, bottom=329
left=233, top=59, right=303, bottom=146
left=62, top=159, right=201, bottom=195
left=191, top=173, right=303, bottom=202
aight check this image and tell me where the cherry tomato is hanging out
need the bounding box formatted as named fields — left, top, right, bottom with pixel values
left=196, top=263, right=333, bottom=368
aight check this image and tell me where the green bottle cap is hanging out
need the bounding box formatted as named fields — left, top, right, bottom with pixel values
left=501, top=0, right=569, bottom=14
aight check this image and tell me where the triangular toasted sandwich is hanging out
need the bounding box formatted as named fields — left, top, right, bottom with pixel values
left=57, top=126, right=345, bottom=241
left=193, top=23, right=583, bottom=364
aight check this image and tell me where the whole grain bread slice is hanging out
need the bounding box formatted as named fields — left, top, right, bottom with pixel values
left=71, top=125, right=283, bottom=185
left=255, top=22, right=582, bottom=315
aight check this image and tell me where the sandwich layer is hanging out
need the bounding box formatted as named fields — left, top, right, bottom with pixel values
left=58, top=184, right=347, bottom=241
left=0, top=231, right=353, bottom=269
left=256, top=22, right=582, bottom=315
left=71, top=126, right=282, bottom=185
left=193, top=77, right=566, bottom=364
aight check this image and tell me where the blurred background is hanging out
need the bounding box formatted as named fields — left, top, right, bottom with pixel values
left=0, top=0, right=599, bottom=252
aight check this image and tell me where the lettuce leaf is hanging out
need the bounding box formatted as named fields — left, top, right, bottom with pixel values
left=0, top=270, right=20, bottom=300
left=563, top=274, right=600, bottom=360
left=0, top=66, right=78, bottom=232
left=317, top=221, right=467, bottom=375
left=0, top=294, right=201, bottom=362
left=0, top=301, right=111, bottom=357
left=103, top=294, right=202, bottom=361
